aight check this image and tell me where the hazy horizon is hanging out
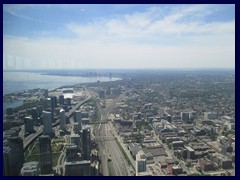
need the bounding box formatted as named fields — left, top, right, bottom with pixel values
left=3, top=67, right=235, bottom=71
left=3, top=4, right=235, bottom=70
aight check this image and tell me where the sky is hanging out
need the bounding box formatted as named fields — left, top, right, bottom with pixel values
left=3, top=4, right=235, bottom=70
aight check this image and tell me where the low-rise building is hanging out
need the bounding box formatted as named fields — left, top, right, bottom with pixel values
left=65, top=160, right=91, bottom=176
left=21, top=162, right=40, bottom=176
left=172, top=141, right=184, bottom=150
left=198, top=159, right=216, bottom=171
left=168, top=165, right=183, bottom=175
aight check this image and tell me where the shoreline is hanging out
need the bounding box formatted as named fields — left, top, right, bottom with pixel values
left=3, top=78, right=122, bottom=96
left=3, top=78, right=122, bottom=113
left=3, top=71, right=122, bottom=96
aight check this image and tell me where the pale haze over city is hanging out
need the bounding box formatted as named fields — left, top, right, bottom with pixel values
left=3, top=4, right=235, bottom=69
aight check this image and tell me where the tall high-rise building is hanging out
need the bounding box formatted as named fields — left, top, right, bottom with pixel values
left=66, top=98, right=71, bottom=106
left=66, top=144, right=79, bottom=162
left=136, top=150, right=146, bottom=176
left=73, top=122, right=81, bottom=134
left=7, top=137, right=24, bottom=176
left=81, top=126, right=91, bottom=160
left=71, top=134, right=81, bottom=151
left=60, top=109, right=66, bottom=130
left=43, top=99, right=50, bottom=111
left=42, top=111, right=52, bottom=135
left=24, top=116, right=34, bottom=134
left=39, top=135, right=52, bottom=174
left=50, top=96, right=57, bottom=110
left=59, top=95, right=64, bottom=105
left=31, top=107, right=38, bottom=125
left=74, top=110, right=82, bottom=123
left=44, top=89, right=48, bottom=98
left=3, top=146, right=12, bottom=176
left=36, top=105, right=43, bottom=116
left=74, top=110, right=82, bottom=131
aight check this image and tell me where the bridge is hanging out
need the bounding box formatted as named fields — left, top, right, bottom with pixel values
left=23, top=121, right=60, bottom=150
left=68, top=97, right=92, bottom=118
left=23, top=131, right=43, bottom=149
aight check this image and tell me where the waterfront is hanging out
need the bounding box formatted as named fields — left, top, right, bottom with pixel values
left=3, top=71, right=121, bottom=112
left=3, top=70, right=235, bottom=176
left=3, top=71, right=121, bottom=95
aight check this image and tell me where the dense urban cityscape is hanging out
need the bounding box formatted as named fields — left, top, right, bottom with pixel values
left=3, top=69, right=235, bottom=176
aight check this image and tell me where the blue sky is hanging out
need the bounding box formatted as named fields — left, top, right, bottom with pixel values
left=3, top=4, right=235, bottom=69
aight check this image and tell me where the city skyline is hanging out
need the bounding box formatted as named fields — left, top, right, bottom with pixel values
left=3, top=69, right=235, bottom=176
left=3, top=4, right=235, bottom=69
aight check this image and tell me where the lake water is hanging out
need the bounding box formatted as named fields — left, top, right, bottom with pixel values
left=3, top=71, right=121, bottom=95
left=3, top=71, right=121, bottom=111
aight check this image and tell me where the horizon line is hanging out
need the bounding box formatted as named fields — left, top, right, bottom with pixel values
left=3, top=67, right=235, bottom=71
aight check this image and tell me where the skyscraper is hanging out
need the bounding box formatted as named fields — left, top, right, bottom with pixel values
left=50, top=96, right=57, bottom=110
left=44, top=89, right=48, bottom=98
left=36, top=105, right=43, bottom=116
left=39, top=135, right=52, bottom=174
left=71, top=134, right=81, bottom=151
left=59, top=95, right=64, bottom=105
left=24, top=116, right=34, bottom=134
left=31, top=107, right=38, bottom=125
left=3, top=146, right=12, bottom=176
left=66, top=144, right=79, bottom=162
left=74, top=110, right=82, bottom=130
left=74, top=110, right=82, bottom=123
left=73, top=122, right=81, bottom=134
left=81, top=126, right=91, bottom=160
left=43, top=99, right=50, bottom=111
left=7, top=137, right=24, bottom=176
left=66, top=98, right=71, bottom=106
left=42, top=111, right=52, bottom=135
left=60, top=109, right=66, bottom=130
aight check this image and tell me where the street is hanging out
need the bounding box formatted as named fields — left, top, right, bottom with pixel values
left=95, top=93, right=131, bottom=176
